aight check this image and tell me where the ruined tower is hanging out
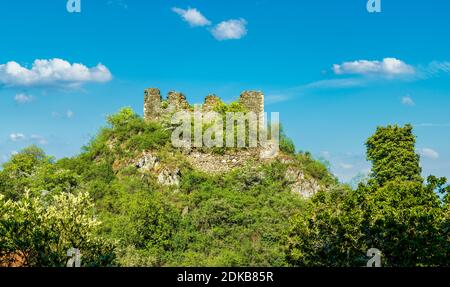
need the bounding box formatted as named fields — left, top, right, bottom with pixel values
left=144, top=88, right=162, bottom=121
left=167, top=91, right=190, bottom=112
left=203, top=94, right=222, bottom=112
left=144, top=88, right=190, bottom=122
left=239, top=90, right=265, bottom=129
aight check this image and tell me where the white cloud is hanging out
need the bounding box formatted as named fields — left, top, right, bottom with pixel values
left=10, top=133, right=26, bottom=141
left=423, top=61, right=450, bottom=77
left=8, top=133, right=48, bottom=145
left=30, top=135, right=48, bottom=145
left=265, top=94, right=291, bottom=104
left=211, top=19, right=247, bottom=41
left=321, top=151, right=331, bottom=160
left=172, top=7, right=211, bottom=27
left=402, top=95, right=415, bottom=106
left=0, top=58, right=112, bottom=87
left=52, top=110, right=75, bottom=119
left=66, top=110, right=75, bottom=118
left=333, top=58, right=415, bottom=76
left=419, top=148, right=439, bottom=159
left=339, top=163, right=354, bottom=170
left=14, top=93, right=34, bottom=104
left=305, top=78, right=366, bottom=89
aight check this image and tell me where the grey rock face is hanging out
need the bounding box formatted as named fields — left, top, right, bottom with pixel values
left=135, top=152, right=160, bottom=170
left=135, top=152, right=180, bottom=186
left=285, top=167, right=322, bottom=198
left=157, top=168, right=181, bottom=186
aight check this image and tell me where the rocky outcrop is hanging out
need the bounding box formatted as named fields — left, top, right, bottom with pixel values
left=135, top=152, right=160, bottom=170
left=157, top=168, right=181, bottom=186
left=135, top=152, right=180, bottom=186
left=133, top=150, right=322, bottom=197
left=285, top=167, right=322, bottom=198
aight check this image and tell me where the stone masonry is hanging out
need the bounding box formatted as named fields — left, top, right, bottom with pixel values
left=144, top=88, right=162, bottom=121
left=203, top=94, right=222, bottom=112
left=239, top=90, right=265, bottom=129
left=144, top=88, right=265, bottom=123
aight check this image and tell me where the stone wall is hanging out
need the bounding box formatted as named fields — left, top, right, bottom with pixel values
left=144, top=87, right=265, bottom=124
left=239, top=91, right=265, bottom=128
left=144, top=88, right=162, bottom=121
left=144, top=89, right=190, bottom=122
left=167, top=91, right=190, bottom=112
left=203, top=94, right=221, bottom=112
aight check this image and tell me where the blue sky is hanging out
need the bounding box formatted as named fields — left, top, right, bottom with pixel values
left=1, top=0, right=450, bottom=182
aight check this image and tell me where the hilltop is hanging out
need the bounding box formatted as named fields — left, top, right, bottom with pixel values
left=75, top=88, right=338, bottom=266
left=1, top=89, right=448, bottom=267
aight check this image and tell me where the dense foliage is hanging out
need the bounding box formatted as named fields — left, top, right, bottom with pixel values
left=0, top=191, right=115, bottom=267
left=286, top=125, right=450, bottom=267
left=1, top=109, right=448, bottom=267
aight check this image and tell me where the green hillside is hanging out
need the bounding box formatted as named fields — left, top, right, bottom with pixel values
left=1, top=108, right=449, bottom=267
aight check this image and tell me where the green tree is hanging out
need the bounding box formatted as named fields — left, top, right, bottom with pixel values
left=359, top=179, right=448, bottom=266
left=285, top=124, right=450, bottom=266
left=285, top=186, right=366, bottom=267
left=0, top=146, right=53, bottom=200
left=0, top=191, right=115, bottom=267
left=366, top=124, right=422, bottom=186
left=107, top=107, right=138, bottom=129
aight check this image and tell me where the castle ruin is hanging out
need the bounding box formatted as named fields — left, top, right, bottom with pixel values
left=144, top=88, right=265, bottom=126
left=140, top=88, right=320, bottom=197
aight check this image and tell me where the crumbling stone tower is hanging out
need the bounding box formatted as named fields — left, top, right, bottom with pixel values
left=239, top=90, right=265, bottom=129
left=144, top=88, right=162, bottom=121
left=144, top=88, right=190, bottom=121
left=203, top=94, right=222, bottom=112
left=167, top=91, right=190, bottom=112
